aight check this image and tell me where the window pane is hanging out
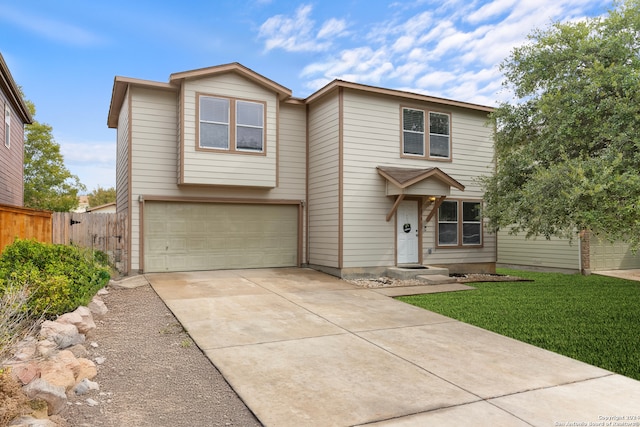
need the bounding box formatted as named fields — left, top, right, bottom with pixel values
left=429, top=112, right=449, bottom=158
left=237, top=126, right=263, bottom=151
left=403, top=109, right=424, bottom=132
left=438, top=201, right=458, bottom=221
left=200, top=122, right=229, bottom=149
left=403, top=132, right=424, bottom=155
left=200, top=97, right=228, bottom=123
left=430, top=135, right=449, bottom=157
left=463, top=202, right=481, bottom=222
left=237, top=101, right=263, bottom=126
left=430, top=112, right=449, bottom=135
left=463, top=223, right=481, bottom=245
left=439, top=224, right=458, bottom=245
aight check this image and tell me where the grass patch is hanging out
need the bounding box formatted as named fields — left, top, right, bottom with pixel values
left=397, top=269, right=640, bottom=381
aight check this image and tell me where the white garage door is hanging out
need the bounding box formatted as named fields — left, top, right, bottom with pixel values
left=144, top=202, right=299, bottom=272
left=590, top=236, right=640, bottom=271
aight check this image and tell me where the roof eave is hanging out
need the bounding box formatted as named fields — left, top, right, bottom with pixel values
left=376, top=166, right=465, bottom=192
left=169, top=62, right=292, bottom=101
left=107, top=77, right=177, bottom=128
left=0, top=53, right=33, bottom=124
left=306, top=79, right=494, bottom=113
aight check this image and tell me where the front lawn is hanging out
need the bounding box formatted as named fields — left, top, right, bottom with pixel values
left=397, top=269, right=640, bottom=381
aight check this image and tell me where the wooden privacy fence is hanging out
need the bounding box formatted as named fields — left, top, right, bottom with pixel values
left=0, top=204, right=52, bottom=253
left=52, top=212, right=128, bottom=274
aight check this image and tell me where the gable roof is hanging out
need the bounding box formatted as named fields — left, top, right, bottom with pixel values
left=307, top=79, right=493, bottom=113
left=107, top=63, right=294, bottom=128
left=0, top=52, right=32, bottom=124
left=107, top=62, right=494, bottom=128
left=170, top=62, right=292, bottom=101
left=376, top=166, right=465, bottom=191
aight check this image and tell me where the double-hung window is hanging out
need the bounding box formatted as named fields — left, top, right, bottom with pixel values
left=199, top=95, right=264, bottom=153
left=437, top=200, right=482, bottom=247
left=4, top=104, right=10, bottom=148
left=402, top=107, right=450, bottom=160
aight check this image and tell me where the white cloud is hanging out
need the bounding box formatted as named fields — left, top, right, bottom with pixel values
left=258, top=4, right=347, bottom=52
left=0, top=5, right=106, bottom=46
left=279, top=0, right=613, bottom=102
left=317, top=18, right=347, bottom=39
left=60, top=141, right=115, bottom=167
left=58, top=140, right=116, bottom=192
left=392, top=36, right=415, bottom=53
left=466, top=0, right=518, bottom=24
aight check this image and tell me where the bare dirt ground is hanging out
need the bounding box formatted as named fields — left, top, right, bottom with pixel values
left=61, top=285, right=262, bottom=427
left=348, top=273, right=529, bottom=288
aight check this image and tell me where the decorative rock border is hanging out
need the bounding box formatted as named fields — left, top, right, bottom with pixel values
left=1, top=289, right=109, bottom=426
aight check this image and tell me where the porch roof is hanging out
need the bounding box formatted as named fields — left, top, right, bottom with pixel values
left=376, top=166, right=465, bottom=191
left=376, top=166, right=465, bottom=222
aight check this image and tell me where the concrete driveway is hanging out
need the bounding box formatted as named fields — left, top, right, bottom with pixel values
left=146, top=268, right=640, bottom=427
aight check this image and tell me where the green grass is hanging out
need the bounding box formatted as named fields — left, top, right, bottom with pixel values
left=397, top=269, right=640, bottom=381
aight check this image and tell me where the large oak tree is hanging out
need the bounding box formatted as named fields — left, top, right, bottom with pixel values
left=482, top=0, right=640, bottom=248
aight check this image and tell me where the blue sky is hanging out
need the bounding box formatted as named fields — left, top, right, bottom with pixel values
left=0, top=0, right=614, bottom=193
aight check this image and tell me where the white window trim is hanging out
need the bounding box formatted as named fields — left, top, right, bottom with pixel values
left=4, top=103, right=10, bottom=149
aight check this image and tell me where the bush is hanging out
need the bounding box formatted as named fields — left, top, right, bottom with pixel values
left=0, top=239, right=111, bottom=319
left=0, top=368, right=31, bottom=427
left=0, top=281, right=40, bottom=362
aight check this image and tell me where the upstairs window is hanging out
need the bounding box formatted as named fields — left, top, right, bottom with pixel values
left=199, top=95, right=265, bottom=153
left=402, top=107, right=450, bottom=160
left=4, top=104, right=10, bottom=148
left=236, top=100, right=263, bottom=151
left=200, top=97, right=229, bottom=150
left=402, top=108, right=424, bottom=156
left=437, top=200, right=482, bottom=247
left=429, top=112, right=450, bottom=158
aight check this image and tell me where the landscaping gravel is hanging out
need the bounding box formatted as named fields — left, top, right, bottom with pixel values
left=61, top=284, right=262, bottom=427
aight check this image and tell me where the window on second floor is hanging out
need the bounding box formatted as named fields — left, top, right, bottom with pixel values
left=437, top=200, right=482, bottom=247
left=402, top=107, right=450, bottom=160
left=199, top=95, right=265, bottom=153
left=4, top=103, right=10, bottom=149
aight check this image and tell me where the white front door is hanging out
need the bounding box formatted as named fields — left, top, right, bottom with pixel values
left=397, top=200, right=419, bottom=264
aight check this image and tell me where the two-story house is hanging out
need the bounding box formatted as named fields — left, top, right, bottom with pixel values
left=108, top=63, right=495, bottom=277
left=0, top=52, right=32, bottom=207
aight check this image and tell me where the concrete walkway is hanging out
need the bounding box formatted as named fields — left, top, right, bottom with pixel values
left=146, top=268, right=640, bottom=427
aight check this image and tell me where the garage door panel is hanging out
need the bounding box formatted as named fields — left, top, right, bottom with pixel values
left=144, top=202, right=298, bottom=273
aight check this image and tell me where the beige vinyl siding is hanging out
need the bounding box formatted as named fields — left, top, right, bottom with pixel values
left=497, top=230, right=580, bottom=271
left=341, top=90, right=495, bottom=268
left=0, top=96, right=25, bottom=206
left=413, top=106, right=497, bottom=266
left=589, top=236, right=640, bottom=270
left=341, top=94, right=397, bottom=267
left=308, top=94, right=340, bottom=268
left=115, top=88, right=130, bottom=216
left=127, top=87, right=306, bottom=272
left=181, top=73, right=277, bottom=187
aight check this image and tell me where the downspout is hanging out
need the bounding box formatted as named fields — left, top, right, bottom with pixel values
left=305, top=102, right=310, bottom=266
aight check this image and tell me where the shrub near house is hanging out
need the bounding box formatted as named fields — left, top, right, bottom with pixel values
left=0, top=239, right=111, bottom=318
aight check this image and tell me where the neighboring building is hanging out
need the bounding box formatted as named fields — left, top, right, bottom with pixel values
left=0, top=52, right=32, bottom=207
left=86, top=202, right=116, bottom=213
left=498, top=230, right=640, bottom=274
left=73, top=195, right=90, bottom=212
left=108, top=63, right=495, bottom=276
